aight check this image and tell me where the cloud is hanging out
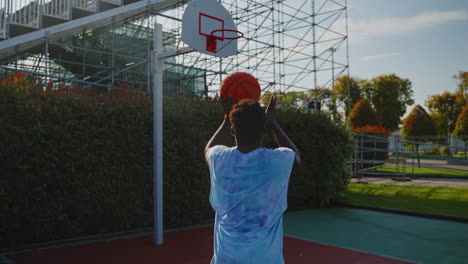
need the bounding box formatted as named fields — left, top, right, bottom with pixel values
left=361, top=52, right=400, bottom=62
left=348, top=10, right=468, bottom=44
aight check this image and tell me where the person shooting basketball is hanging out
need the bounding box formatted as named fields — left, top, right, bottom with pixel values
left=205, top=72, right=301, bottom=264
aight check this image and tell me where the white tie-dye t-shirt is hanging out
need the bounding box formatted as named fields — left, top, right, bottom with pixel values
left=206, top=146, right=295, bottom=264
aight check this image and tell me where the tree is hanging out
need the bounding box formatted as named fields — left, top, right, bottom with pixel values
left=454, top=103, right=468, bottom=157
left=426, top=91, right=466, bottom=155
left=429, top=112, right=447, bottom=144
left=261, top=91, right=274, bottom=107
left=261, top=91, right=307, bottom=111
left=308, top=87, right=335, bottom=117
left=402, top=105, right=437, bottom=167
left=454, top=71, right=468, bottom=100
left=362, top=74, right=414, bottom=131
left=324, top=95, right=343, bottom=124
left=347, top=98, right=379, bottom=128
left=332, top=75, right=363, bottom=117
left=262, top=89, right=339, bottom=121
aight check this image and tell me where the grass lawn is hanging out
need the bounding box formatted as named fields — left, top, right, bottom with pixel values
left=376, top=166, right=468, bottom=177
left=339, top=183, right=468, bottom=219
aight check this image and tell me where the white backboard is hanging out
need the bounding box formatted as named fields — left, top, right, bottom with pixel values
left=182, top=0, right=239, bottom=57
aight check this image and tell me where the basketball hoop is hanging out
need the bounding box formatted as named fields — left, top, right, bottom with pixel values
left=206, top=29, right=244, bottom=53
left=182, top=0, right=240, bottom=57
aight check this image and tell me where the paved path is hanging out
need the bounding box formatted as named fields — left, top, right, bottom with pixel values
left=405, top=158, right=468, bottom=171
left=351, top=177, right=468, bottom=187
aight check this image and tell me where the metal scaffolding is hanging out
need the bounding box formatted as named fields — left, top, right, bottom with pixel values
left=0, top=0, right=350, bottom=103
left=352, top=133, right=468, bottom=183
left=155, top=0, right=350, bottom=99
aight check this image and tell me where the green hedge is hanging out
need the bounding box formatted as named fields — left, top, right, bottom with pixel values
left=0, top=80, right=353, bottom=250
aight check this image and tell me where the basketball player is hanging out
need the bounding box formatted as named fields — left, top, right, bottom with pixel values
left=205, top=95, right=301, bottom=264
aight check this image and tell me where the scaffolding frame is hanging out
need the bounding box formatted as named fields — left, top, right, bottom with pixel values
left=352, top=133, right=468, bottom=183
left=1, top=0, right=350, bottom=109
left=155, top=0, right=350, bottom=100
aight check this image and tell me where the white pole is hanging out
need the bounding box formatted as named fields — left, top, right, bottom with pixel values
left=153, top=23, right=163, bottom=245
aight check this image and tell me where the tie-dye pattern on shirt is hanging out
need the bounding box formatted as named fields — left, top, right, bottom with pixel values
left=206, top=146, right=295, bottom=264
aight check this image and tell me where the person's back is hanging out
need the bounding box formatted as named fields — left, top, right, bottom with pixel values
left=205, top=96, right=300, bottom=264
left=206, top=146, right=294, bottom=263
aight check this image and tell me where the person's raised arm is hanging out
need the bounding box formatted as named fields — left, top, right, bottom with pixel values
left=265, top=96, right=302, bottom=165
left=204, top=96, right=233, bottom=160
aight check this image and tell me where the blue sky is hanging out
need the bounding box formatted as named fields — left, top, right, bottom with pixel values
left=348, top=0, right=468, bottom=116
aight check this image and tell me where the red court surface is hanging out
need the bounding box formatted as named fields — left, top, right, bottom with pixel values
left=10, top=226, right=413, bottom=264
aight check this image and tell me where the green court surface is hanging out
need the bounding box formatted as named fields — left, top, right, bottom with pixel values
left=284, top=208, right=468, bottom=264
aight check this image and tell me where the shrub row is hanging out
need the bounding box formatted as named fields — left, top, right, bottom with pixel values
left=1, top=76, right=353, bottom=250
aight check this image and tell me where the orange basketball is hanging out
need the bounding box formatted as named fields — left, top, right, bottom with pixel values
left=220, top=72, right=261, bottom=104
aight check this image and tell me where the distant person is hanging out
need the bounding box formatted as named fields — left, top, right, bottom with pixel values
left=205, top=95, right=301, bottom=264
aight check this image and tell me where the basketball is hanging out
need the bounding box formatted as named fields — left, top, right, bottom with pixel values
left=220, top=72, right=261, bottom=104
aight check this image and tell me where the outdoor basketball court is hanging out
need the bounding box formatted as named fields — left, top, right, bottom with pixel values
left=3, top=1, right=466, bottom=263
left=9, top=208, right=468, bottom=264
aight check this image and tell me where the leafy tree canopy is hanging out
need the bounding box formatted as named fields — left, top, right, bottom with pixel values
left=362, top=74, right=414, bottom=132
left=402, top=105, right=437, bottom=142
left=347, top=98, right=380, bottom=128
left=425, top=91, right=466, bottom=138
left=261, top=89, right=338, bottom=120
left=331, top=75, right=362, bottom=117
left=401, top=105, right=437, bottom=167
left=261, top=91, right=307, bottom=111
left=454, top=71, right=468, bottom=100
left=454, top=103, right=468, bottom=142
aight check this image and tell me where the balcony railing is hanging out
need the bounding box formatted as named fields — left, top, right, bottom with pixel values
left=0, top=4, right=6, bottom=38
left=44, top=0, right=70, bottom=20
left=101, top=0, right=122, bottom=5
left=9, top=0, right=42, bottom=28
left=0, top=0, right=127, bottom=39
left=72, top=0, right=97, bottom=12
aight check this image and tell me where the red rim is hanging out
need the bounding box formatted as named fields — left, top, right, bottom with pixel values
left=210, top=29, right=244, bottom=40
